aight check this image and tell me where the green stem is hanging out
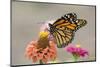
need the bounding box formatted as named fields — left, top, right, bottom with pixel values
left=72, top=54, right=79, bottom=62
left=39, top=60, right=44, bottom=64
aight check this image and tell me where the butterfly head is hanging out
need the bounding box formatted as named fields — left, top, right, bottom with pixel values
left=48, top=23, right=54, bottom=33
left=49, top=23, right=53, bottom=27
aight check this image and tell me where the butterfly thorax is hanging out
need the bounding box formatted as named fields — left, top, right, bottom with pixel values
left=49, top=23, right=57, bottom=33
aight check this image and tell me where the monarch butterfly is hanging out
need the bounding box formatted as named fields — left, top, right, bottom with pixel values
left=48, top=13, right=87, bottom=48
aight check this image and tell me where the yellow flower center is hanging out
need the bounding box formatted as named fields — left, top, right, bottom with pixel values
left=39, top=31, right=49, bottom=38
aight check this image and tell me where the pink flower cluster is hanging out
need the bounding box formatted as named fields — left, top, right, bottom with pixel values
left=25, top=40, right=57, bottom=63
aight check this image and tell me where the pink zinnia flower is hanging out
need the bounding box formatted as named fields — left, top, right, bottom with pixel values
left=25, top=21, right=57, bottom=64
left=64, top=43, right=89, bottom=61
left=25, top=40, right=57, bottom=64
